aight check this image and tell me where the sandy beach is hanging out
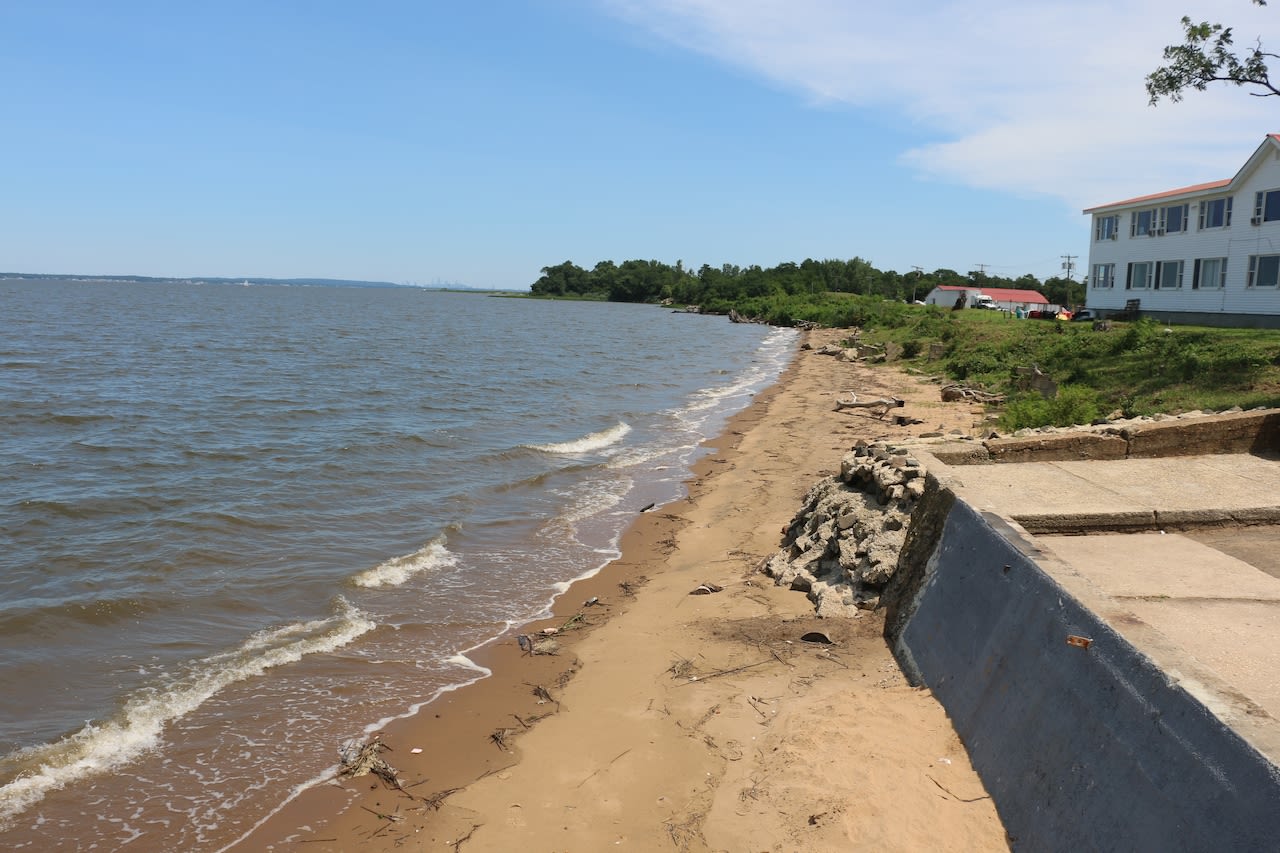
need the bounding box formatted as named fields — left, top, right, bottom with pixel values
left=239, top=329, right=1008, bottom=852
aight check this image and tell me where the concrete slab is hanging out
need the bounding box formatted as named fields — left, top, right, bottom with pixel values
left=1039, top=533, right=1280, bottom=600
left=1125, top=599, right=1280, bottom=719
left=1039, top=532, right=1280, bottom=720
left=933, top=454, right=1280, bottom=532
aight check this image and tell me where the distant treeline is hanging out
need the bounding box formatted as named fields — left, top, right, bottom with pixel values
left=532, top=258, right=1081, bottom=319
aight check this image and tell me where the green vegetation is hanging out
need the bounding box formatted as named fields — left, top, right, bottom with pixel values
left=1147, top=1, right=1276, bottom=104
left=530, top=258, right=1080, bottom=311
left=529, top=256, right=1280, bottom=430
left=864, top=310, right=1280, bottom=430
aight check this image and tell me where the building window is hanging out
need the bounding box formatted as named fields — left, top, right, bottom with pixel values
left=1126, top=261, right=1153, bottom=289
left=1248, top=254, right=1280, bottom=287
left=1155, top=260, right=1184, bottom=289
left=1131, top=209, right=1155, bottom=237
left=1253, top=190, right=1280, bottom=224
left=1198, top=197, right=1233, bottom=229
left=1094, top=215, right=1119, bottom=241
left=1091, top=263, right=1115, bottom=288
left=1161, top=204, right=1188, bottom=234
left=1193, top=257, right=1227, bottom=290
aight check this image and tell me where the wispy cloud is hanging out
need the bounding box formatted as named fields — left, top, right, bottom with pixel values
left=601, top=0, right=1274, bottom=209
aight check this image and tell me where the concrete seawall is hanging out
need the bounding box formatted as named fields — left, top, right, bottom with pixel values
left=885, top=463, right=1280, bottom=851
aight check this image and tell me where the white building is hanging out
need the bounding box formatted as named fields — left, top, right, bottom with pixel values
left=1084, top=133, right=1280, bottom=328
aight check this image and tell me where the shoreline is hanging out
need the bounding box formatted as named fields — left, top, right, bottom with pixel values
left=237, top=329, right=1008, bottom=851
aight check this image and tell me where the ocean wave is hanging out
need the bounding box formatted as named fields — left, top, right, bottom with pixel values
left=524, top=422, right=631, bottom=454
left=0, top=598, right=374, bottom=824
left=351, top=538, right=457, bottom=589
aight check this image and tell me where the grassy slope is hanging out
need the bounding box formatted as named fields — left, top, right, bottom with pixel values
left=859, top=306, right=1280, bottom=430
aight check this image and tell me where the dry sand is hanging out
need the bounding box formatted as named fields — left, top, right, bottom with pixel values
left=239, top=329, right=1008, bottom=852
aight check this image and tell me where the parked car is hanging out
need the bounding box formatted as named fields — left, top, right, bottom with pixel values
left=1070, top=309, right=1098, bottom=323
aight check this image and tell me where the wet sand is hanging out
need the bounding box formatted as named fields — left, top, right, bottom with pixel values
left=236, top=329, right=1008, bottom=851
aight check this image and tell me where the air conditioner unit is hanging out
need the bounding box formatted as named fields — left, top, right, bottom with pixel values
left=1252, top=215, right=1262, bottom=225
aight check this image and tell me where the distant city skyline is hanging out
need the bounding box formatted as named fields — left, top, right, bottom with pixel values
left=1, top=1, right=1272, bottom=290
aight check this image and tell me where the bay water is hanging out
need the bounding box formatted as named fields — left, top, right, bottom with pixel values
left=0, top=279, right=793, bottom=850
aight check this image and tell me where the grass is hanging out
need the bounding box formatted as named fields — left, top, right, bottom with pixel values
left=860, top=308, right=1280, bottom=430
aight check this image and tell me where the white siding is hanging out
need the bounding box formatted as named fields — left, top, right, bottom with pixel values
left=1085, top=141, right=1280, bottom=317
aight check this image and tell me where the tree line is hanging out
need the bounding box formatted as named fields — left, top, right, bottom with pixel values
left=530, top=257, right=1082, bottom=312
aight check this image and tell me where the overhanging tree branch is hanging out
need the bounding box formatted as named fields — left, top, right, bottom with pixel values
left=1146, top=0, right=1275, bottom=104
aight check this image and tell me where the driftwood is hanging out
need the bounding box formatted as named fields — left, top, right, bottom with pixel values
left=833, top=392, right=905, bottom=417
left=940, top=383, right=1006, bottom=404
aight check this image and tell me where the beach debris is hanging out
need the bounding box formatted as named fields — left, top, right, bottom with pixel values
left=618, top=575, right=649, bottom=598
left=668, top=656, right=695, bottom=680
left=359, top=804, right=405, bottom=840
left=834, top=392, right=905, bottom=418
left=517, top=634, right=533, bottom=654
left=532, top=637, right=560, bottom=656
left=689, top=582, right=723, bottom=595
left=338, top=735, right=416, bottom=798
left=583, top=595, right=600, bottom=607
left=449, top=823, right=481, bottom=852
left=940, top=383, right=1005, bottom=404
left=540, top=627, right=558, bottom=635
left=422, top=786, right=461, bottom=812
left=574, top=747, right=633, bottom=789
left=489, top=728, right=513, bottom=751
left=410, top=747, right=423, bottom=754
left=530, top=684, right=555, bottom=705
left=560, top=612, right=586, bottom=631
left=800, top=630, right=834, bottom=645
left=640, top=502, right=656, bottom=513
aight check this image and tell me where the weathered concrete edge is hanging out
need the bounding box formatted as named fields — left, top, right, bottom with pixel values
left=932, top=408, right=1280, bottom=467
left=885, top=464, right=1280, bottom=852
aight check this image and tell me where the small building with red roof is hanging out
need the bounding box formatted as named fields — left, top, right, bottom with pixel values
left=1083, top=133, right=1280, bottom=327
left=924, top=284, right=1052, bottom=313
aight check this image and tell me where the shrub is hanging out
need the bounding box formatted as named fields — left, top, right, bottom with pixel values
left=999, top=386, right=1102, bottom=430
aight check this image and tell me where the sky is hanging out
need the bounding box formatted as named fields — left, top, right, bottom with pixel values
left=1, top=0, right=1275, bottom=289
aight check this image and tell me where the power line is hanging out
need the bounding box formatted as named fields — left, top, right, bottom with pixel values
left=1060, top=254, right=1078, bottom=280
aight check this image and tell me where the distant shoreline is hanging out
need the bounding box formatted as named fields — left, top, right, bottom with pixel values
left=0, top=274, right=496, bottom=291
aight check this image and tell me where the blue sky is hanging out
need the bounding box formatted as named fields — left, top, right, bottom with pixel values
left=1, top=1, right=1274, bottom=289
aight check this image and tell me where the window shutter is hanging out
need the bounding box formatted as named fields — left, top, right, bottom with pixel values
left=1192, top=259, right=1200, bottom=290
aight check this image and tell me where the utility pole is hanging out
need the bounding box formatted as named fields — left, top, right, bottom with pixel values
left=1061, top=255, right=1079, bottom=308
left=1060, top=254, right=1077, bottom=280
left=973, top=263, right=989, bottom=276
left=911, top=266, right=923, bottom=303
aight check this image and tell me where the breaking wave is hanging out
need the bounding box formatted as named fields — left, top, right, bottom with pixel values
left=351, top=538, right=458, bottom=589
left=525, top=422, right=631, bottom=454
left=0, top=598, right=374, bottom=823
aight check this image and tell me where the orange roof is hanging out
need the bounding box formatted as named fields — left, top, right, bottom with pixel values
left=935, top=285, right=1049, bottom=304
left=982, top=287, right=1049, bottom=304
left=1084, top=179, right=1231, bottom=213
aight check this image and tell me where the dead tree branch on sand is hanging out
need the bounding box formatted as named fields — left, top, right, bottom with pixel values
left=833, top=392, right=905, bottom=418
left=940, top=383, right=1006, bottom=404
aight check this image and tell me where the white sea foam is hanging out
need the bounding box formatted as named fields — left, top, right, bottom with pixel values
left=352, top=538, right=457, bottom=589
left=0, top=598, right=375, bottom=824
left=556, top=475, right=632, bottom=527
left=217, top=649, right=494, bottom=853
left=526, top=422, right=631, bottom=454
